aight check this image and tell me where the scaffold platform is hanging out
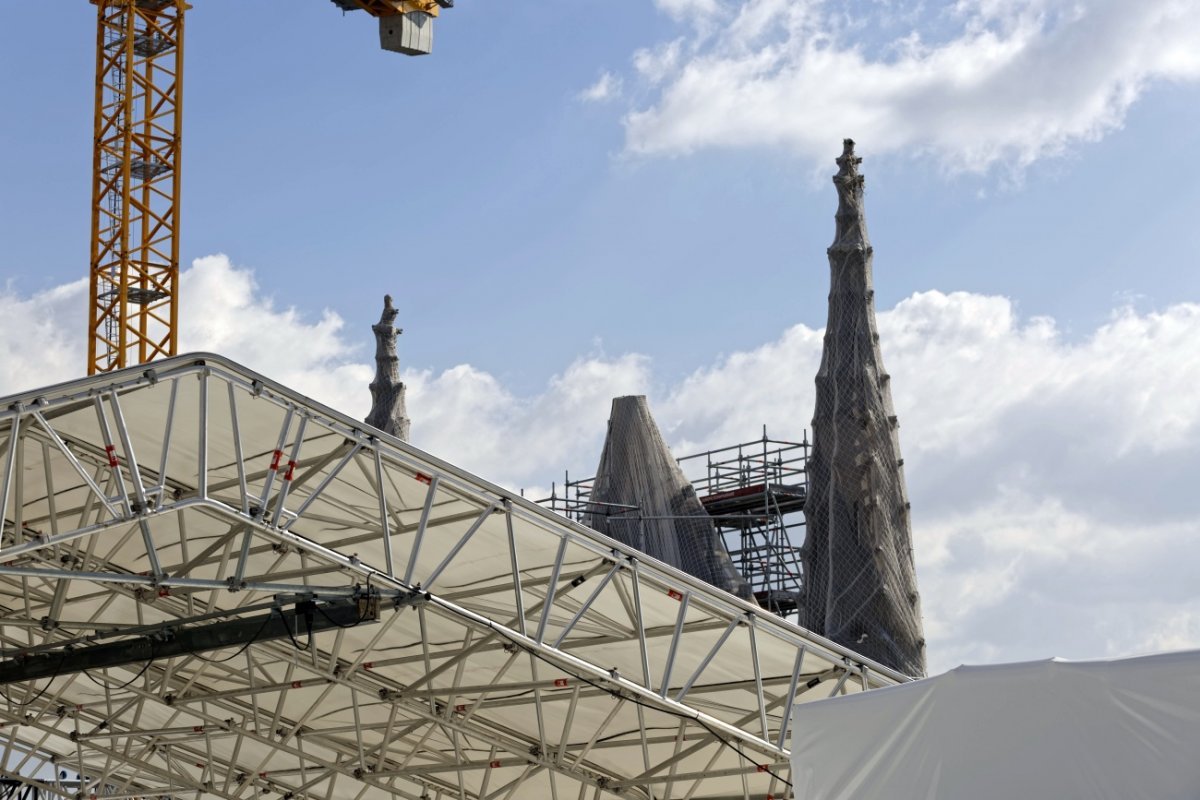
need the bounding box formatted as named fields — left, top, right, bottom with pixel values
left=541, top=429, right=810, bottom=620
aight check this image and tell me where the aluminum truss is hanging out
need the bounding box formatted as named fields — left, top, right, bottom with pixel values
left=0, top=355, right=902, bottom=800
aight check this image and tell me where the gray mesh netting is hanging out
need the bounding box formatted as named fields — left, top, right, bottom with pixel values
left=802, top=140, right=927, bottom=677
left=365, top=295, right=412, bottom=442
left=585, top=396, right=755, bottom=602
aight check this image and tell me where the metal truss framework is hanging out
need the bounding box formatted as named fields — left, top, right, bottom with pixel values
left=88, top=0, right=188, bottom=375
left=0, top=355, right=903, bottom=800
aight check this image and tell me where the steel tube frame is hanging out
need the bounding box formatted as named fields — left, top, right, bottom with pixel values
left=0, top=355, right=903, bottom=800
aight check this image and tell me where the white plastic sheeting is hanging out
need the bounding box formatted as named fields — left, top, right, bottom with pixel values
left=791, top=650, right=1200, bottom=800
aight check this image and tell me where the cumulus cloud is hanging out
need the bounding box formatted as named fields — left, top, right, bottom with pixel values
left=612, top=0, right=1200, bottom=172
left=2, top=256, right=1198, bottom=674
left=0, top=255, right=372, bottom=416
left=655, top=0, right=722, bottom=22
left=578, top=71, right=623, bottom=103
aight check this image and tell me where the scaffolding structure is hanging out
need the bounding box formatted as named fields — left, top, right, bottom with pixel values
left=539, top=427, right=810, bottom=619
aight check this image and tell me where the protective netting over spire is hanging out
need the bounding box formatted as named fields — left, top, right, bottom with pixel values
left=365, top=294, right=412, bottom=441
left=585, top=396, right=754, bottom=601
left=802, top=140, right=927, bottom=677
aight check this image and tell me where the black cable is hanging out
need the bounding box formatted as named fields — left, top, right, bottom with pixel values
left=3, top=599, right=355, bottom=712
left=83, top=648, right=156, bottom=693
left=313, top=591, right=373, bottom=631
left=0, top=649, right=68, bottom=708
left=282, top=606, right=311, bottom=653
left=193, top=606, right=281, bottom=664
left=313, top=605, right=366, bottom=630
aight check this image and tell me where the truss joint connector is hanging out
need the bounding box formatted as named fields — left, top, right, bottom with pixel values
left=392, top=589, right=430, bottom=610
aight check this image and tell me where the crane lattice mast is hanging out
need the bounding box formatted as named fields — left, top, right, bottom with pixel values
left=86, top=0, right=447, bottom=375
left=88, top=0, right=188, bottom=375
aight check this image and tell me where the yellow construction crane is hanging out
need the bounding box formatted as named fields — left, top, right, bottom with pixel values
left=87, top=0, right=450, bottom=375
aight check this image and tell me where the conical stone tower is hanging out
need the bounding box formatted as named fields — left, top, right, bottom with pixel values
left=365, top=295, right=412, bottom=441
left=802, top=140, right=926, bottom=676
left=585, top=396, right=753, bottom=601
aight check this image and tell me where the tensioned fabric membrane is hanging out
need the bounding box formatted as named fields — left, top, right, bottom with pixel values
left=0, top=354, right=903, bottom=800
left=790, top=651, right=1200, bottom=800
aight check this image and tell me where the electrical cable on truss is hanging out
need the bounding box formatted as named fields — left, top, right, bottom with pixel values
left=85, top=0, right=452, bottom=374
left=0, top=595, right=386, bottom=687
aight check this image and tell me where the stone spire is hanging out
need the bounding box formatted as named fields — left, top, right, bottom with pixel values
left=365, top=295, right=411, bottom=441
left=585, top=396, right=754, bottom=601
left=801, top=140, right=926, bottom=676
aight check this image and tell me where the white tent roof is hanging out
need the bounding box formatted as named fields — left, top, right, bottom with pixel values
left=0, top=354, right=904, bottom=800
left=791, top=650, right=1200, bottom=800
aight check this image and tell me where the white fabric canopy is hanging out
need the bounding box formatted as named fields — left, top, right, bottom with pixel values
left=0, top=353, right=904, bottom=800
left=791, top=650, right=1200, bottom=800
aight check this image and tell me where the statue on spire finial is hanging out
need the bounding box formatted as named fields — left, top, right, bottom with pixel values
left=365, top=294, right=411, bottom=441
left=831, top=137, right=869, bottom=251
left=835, top=138, right=862, bottom=178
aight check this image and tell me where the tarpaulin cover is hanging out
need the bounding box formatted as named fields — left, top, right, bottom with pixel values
left=790, top=650, right=1200, bottom=800
left=585, top=395, right=754, bottom=600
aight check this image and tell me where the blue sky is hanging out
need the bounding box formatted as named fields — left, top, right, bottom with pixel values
left=1, top=0, right=1199, bottom=672
left=3, top=1, right=1199, bottom=392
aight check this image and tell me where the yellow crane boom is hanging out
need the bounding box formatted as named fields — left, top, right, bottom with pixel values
left=86, top=0, right=449, bottom=375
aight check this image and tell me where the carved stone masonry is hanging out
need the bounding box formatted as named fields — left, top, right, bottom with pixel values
left=585, top=396, right=753, bottom=601
left=802, top=139, right=927, bottom=676
left=365, top=294, right=412, bottom=442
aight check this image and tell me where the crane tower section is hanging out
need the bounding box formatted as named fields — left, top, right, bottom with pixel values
left=88, top=0, right=188, bottom=375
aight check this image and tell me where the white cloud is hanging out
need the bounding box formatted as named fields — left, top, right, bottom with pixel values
left=655, top=0, right=723, bottom=22
left=0, top=277, right=85, bottom=393
left=1, top=255, right=1198, bottom=674
left=633, top=39, right=685, bottom=86
left=0, top=255, right=372, bottom=418
left=578, top=71, right=623, bottom=103
left=612, top=0, right=1200, bottom=173
left=405, top=353, right=651, bottom=492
